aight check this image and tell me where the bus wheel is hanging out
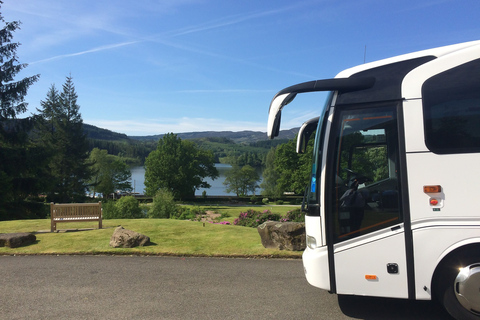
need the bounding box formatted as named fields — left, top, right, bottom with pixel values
left=440, top=256, right=480, bottom=320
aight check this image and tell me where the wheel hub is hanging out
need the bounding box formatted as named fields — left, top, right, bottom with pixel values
left=454, top=263, right=480, bottom=315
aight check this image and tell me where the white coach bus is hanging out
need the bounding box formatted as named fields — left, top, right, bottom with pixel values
left=267, top=40, right=480, bottom=320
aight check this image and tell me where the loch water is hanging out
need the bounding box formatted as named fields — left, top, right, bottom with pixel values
left=130, top=164, right=262, bottom=196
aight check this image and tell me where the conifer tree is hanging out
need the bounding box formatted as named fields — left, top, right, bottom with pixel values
left=36, top=76, right=92, bottom=202
left=0, top=2, right=39, bottom=122
left=0, top=2, right=40, bottom=219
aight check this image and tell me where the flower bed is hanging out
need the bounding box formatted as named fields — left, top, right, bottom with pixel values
left=234, top=209, right=303, bottom=228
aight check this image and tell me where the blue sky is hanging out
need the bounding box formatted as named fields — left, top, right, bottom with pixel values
left=3, top=0, right=480, bottom=136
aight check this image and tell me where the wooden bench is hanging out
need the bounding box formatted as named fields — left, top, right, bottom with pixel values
left=50, top=202, right=102, bottom=232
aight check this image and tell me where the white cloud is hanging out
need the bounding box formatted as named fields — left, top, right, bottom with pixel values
left=29, top=41, right=140, bottom=65
left=169, top=4, right=305, bottom=37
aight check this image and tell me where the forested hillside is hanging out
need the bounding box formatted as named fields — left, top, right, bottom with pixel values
left=129, top=128, right=298, bottom=144
left=84, top=124, right=297, bottom=167
left=85, top=124, right=157, bottom=166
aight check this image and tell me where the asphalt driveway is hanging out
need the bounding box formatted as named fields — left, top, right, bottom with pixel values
left=0, top=255, right=452, bottom=319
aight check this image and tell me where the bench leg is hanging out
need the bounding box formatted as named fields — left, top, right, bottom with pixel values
left=51, top=220, right=55, bottom=233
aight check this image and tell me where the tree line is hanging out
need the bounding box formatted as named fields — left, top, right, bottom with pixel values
left=87, top=138, right=156, bottom=166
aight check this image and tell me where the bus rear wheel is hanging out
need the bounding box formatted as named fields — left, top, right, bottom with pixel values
left=439, top=255, right=480, bottom=320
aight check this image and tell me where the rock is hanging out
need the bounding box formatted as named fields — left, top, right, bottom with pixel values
left=0, top=233, right=36, bottom=248
left=257, top=221, right=306, bottom=251
left=109, top=226, right=150, bottom=248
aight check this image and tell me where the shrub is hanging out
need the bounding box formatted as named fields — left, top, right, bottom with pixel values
left=262, top=198, right=269, bottom=204
left=102, top=200, right=117, bottom=219
left=173, top=206, right=205, bottom=220
left=219, top=212, right=230, bottom=219
left=0, top=200, right=49, bottom=220
left=275, top=200, right=284, bottom=205
left=233, top=209, right=281, bottom=228
left=116, top=196, right=144, bottom=219
left=103, top=197, right=143, bottom=219
left=148, top=189, right=178, bottom=219
left=175, top=207, right=196, bottom=220
left=282, top=208, right=304, bottom=222
left=233, top=208, right=304, bottom=227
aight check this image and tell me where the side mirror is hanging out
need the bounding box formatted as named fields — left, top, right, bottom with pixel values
left=296, top=117, right=319, bottom=154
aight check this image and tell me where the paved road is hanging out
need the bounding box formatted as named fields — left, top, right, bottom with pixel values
left=1, top=256, right=452, bottom=319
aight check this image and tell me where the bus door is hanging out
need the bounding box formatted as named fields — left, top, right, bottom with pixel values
left=327, top=102, right=409, bottom=298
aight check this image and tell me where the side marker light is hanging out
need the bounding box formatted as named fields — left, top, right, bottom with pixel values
left=430, top=198, right=439, bottom=206
left=365, top=275, right=377, bottom=280
left=424, top=185, right=441, bottom=193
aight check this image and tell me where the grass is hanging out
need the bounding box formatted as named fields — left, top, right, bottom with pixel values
left=0, top=205, right=303, bottom=258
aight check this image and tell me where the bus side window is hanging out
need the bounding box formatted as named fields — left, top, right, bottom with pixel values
left=423, top=58, right=480, bottom=154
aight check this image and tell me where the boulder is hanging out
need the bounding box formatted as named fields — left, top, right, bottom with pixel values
left=109, top=226, right=150, bottom=248
left=0, top=233, right=36, bottom=248
left=257, top=221, right=306, bottom=251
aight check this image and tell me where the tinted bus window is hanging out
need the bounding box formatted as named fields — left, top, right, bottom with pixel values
left=422, top=59, right=480, bottom=154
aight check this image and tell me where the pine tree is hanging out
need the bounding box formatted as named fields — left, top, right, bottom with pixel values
left=0, top=2, right=39, bottom=122
left=36, top=76, right=92, bottom=202
left=0, top=2, right=40, bottom=219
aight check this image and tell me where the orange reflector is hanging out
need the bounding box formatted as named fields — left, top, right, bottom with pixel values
left=430, top=198, right=439, bottom=206
left=365, top=275, right=377, bottom=280
left=424, top=185, right=441, bottom=193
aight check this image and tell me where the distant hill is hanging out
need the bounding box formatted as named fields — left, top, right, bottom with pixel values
left=83, top=124, right=130, bottom=141
left=83, top=124, right=299, bottom=165
left=84, top=123, right=298, bottom=144
left=128, top=128, right=298, bottom=144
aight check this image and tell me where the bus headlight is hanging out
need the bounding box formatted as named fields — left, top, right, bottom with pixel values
left=306, top=235, right=317, bottom=249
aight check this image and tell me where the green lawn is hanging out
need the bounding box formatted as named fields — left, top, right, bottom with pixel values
left=0, top=205, right=303, bottom=258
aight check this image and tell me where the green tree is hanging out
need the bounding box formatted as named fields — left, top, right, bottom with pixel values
left=0, top=3, right=40, bottom=219
left=223, top=164, right=260, bottom=196
left=35, top=76, right=92, bottom=202
left=260, top=147, right=282, bottom=198
left=144, top=133, right=218, bottom=199
left=236, top=151, right=262, bottom=167
left=88, top=148, right=132, bottom=198
left=32, top=85, right=61, bottom=195
left=0, top=3, right=39, bottom=121
left=274, top=138, right=312, bottom=195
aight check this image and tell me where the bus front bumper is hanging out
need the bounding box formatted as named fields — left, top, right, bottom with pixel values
left=302, top=245, right=331, bottom=291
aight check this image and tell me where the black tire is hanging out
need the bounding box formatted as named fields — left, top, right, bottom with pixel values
left=438, top=253, right=480, bottom=320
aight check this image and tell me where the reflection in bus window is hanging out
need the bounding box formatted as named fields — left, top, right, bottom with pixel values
left=331, top=105, right=402, bottom=242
